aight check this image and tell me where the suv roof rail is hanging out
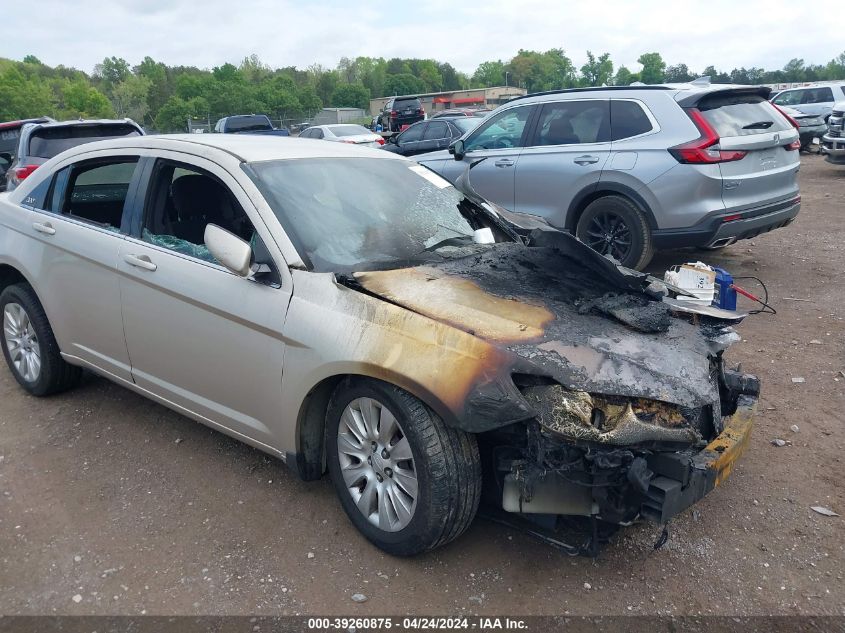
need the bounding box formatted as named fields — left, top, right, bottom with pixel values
left=506, top=85, right=674, bottom=103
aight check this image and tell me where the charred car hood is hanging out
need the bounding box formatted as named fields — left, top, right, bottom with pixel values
left=353, top=233, right=736, bottom=410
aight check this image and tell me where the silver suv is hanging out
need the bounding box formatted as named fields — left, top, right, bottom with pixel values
left=417, top=83, right=801, bottom=269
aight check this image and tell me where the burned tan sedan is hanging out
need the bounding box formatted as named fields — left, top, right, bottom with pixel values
left=0, top=135, right=759, bottom=555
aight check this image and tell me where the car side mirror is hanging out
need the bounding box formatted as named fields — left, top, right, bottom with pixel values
left=205, top=224, right=252, bottom=277
left=449, top=139, right=465, bottom=160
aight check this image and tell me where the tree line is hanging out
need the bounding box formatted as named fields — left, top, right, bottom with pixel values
left=2, top=50, right=844, bottom=132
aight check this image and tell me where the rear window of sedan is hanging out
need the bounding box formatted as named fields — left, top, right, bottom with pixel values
left=27, top=124, right=141, bottom=159
left=328, top=125, right=372, bottom=137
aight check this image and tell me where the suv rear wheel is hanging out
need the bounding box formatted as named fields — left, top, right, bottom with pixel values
left=326, top=378, right=481, bottom=556
left=576, top=195, right=654, bottom=270
left=0, top=284, right=81, bottom=396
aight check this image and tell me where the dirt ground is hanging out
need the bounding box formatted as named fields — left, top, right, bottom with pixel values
left=0, top=154, right=843, bottom=617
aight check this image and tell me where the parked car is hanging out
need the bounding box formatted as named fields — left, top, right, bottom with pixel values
left=298, top=124, right=385, bottom=147
left=381, top=118, right=478, bottom=157
left=0, top=133, right=758, bottom=556
left=417, top=83, right=801, bottom=270
left=378, top=97, right=425, bottom=132
left=0, top=117, right=54, bottom=192
left=770, top=83, right=845, bottom=122
left=821, top=102, right=845, bottom=164
left=4, top=119, right=143, bottom=192
left=214, top=114, right=290, bottom=136
left=431, top=108, right=490, bottom=119
left=777, top=105, right=827, bottom=152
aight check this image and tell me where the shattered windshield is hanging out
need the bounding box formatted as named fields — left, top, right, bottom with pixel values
left=244, top=158, right=484, bottom=271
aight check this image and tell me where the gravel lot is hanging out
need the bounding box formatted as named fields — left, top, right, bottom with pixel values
left=0, top=154, right=842, bottom=617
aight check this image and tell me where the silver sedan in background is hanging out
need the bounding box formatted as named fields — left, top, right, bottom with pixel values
left=298, top=123, right=385, bottom=147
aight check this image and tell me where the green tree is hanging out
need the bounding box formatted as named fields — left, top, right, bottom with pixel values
left=240, top=54, right=270, bottom=84
left=0, top=66, right=53, bottom=119
left=60, top=79, right=115, bottom=118
left=782, top=58, right=805, bottom=82
left=330, top=82, right=370, bottom=109
left=111, top=74, right=151, bottom=123
left=664, top=63, right=694, bottom=83
left=134, top=56, right=170, bottom=122
left=613, top=66, right=637, bottom=86
left=416, top=60, right=443, bottom=92
left=383, top=73, right=425, bottom=96
left=637, top=52, right=666, bottom=84
left=297, top=84, right=322, bottom=117
left=702, top=65, right=730, bottom=83
left=472, top=60, right=506, bottom=87
left=314, top=70, right=340, bottom=106
left=93, top=56, right=130, bottom=95
left=154, top=95, right=209, bottom=132
left=580, top=51, right=613, bottom=87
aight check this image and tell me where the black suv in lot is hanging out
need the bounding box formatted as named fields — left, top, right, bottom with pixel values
left=379, top=97, right=425, bottom=132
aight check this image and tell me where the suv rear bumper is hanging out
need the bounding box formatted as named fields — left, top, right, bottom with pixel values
left=652, top=195, right=801, bottom=249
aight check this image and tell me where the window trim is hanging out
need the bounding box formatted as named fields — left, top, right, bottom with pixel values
left=30, top=155, right=142, bottom=236
left=129, top=154, right=285, bottom=286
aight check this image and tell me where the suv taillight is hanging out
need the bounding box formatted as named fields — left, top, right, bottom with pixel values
left=390, top=110, right=398, bottom=117
left=771, top=103, right=800, bottom=130
left=669, top=108, right=747, bottom=164
left=13, top=164, right=39, bottom=180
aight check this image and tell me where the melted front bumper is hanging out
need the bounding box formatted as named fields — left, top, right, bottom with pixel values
left=642, top=394, right=756, bottom=523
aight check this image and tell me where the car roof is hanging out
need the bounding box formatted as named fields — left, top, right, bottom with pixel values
left=60, top=133, right=403, bottom=163
left=505, top=82, right=772, bottom=107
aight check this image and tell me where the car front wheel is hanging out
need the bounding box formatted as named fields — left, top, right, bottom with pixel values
left=326, top=378, right=481, bottom=556
left=576, top=195, right=654, bottom=270
left=0, top=283, right=81, bottom=396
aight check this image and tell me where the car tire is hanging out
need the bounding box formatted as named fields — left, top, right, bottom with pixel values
left=0, top=283, right=81, bottom=396
left=326, top=377, right=481, bottom=556
left=576, top=195, right=654, bottom=270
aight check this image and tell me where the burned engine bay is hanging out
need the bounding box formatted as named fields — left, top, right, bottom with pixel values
left=344, top=227, right=760, bottom=555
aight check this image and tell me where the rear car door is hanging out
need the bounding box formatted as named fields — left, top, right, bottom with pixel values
left=394, top=123, right=426, bottom=155
left=699, top=91, right=800, bottom=212
left=19, top=154, right=141, bottom=381
left=514, top=99, right=611, bottom=225
left=117, top=153, right=292, bottom=447
left=419, top=121, right=451, bottom=154
left=438, top=104, right=536, bottom=210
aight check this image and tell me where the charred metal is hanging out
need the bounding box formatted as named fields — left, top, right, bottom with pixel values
left=340, top=225, right=761, bottom=552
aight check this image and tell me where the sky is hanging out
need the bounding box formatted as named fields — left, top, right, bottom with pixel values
left=3, top=0, right=837, bottom=77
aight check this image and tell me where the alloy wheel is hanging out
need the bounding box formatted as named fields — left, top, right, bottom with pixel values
left=336, top=397, right=418, bottom=532
left=3, top=302, right=41, bottom=383
left=584, top=211, right=633, bottom=261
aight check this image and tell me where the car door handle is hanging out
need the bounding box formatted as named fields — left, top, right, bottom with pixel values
left=123, top=253, right=157, bottom=272
left=574, top=155, right=601, bottom=165
left=32, top=221, right=56, bottom=236
left=494, top=159, right=515, bottom=168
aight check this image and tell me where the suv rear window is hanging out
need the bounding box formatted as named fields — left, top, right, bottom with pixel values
left=394, top=99, right=421, bottom=109
left=698, top=94, right=791, bottom=137
left=27, top=124, right=141, bottom=159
